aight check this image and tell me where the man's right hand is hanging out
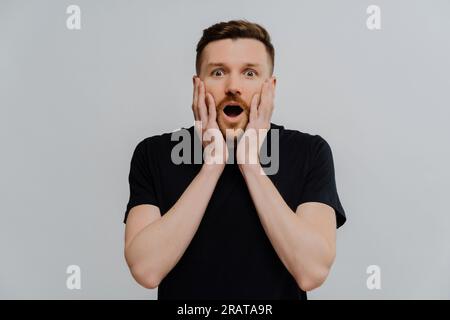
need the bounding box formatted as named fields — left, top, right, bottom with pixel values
left=192, top=76, right=228, bottom=169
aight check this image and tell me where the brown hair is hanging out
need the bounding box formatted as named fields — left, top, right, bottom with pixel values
left=195, top=20, right=275, bottom=75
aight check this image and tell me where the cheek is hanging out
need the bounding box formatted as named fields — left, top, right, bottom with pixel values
left=204, top=83, right=224, bottom=106
left=243, top=91, right=260, bottom=107
left=204, top=83, right=220, bottom=96
left=252, top=81, right=264, bottom=92
left=203, top=79, right=221, bottom=92
left=245, top=82, right=264, bottom=98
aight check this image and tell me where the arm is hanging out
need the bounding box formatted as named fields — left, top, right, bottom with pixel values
left=237, top=78, right=336, bottom=291
left=124, top=164, right=223, bottom=289
left=124, top=77, right=227, bottom=289
left=241, top=164, right=337, bottom=292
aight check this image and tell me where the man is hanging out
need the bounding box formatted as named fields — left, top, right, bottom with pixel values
left=123, top=20, right=346, bottom=300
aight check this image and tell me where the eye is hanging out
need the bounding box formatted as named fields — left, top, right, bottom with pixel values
left=211, top=69, right=224, bottom=77
left=244, top=69, right=257, bottom=77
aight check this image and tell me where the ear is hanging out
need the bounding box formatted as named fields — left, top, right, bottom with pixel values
left=271, top=76, right=277, bottom=87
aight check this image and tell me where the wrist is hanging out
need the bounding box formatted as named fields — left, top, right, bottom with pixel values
left=201, top=162, right=225, bottom=177
left=239, top=163, right=264, bottom=177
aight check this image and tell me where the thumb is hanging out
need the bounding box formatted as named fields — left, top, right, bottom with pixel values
left=206, top=93, right=217, bottom=121
left=250, top=93, right=259, bottom=122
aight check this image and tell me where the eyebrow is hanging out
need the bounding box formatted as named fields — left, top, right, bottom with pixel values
left=206, top=62, right=261, bottom=69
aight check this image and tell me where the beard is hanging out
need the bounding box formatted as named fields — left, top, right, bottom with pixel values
left=216, top=94, right=250, bottom=141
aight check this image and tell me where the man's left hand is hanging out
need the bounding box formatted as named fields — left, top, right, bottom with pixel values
left=237, top=77, right=276, bottom=173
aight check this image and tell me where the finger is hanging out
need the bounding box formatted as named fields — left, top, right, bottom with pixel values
left=267, top=80, right=275, bottom=116
left=198, top=80, right=208, bottom=127
left=206, top=93, right=217, bottom=122
left=261, top=79, right=275, bottom=121
left=250, top=93, right=259, bottom=122
left=192, top=77, right=199, bottom=121
left=259, top=80, right=271, bottom=119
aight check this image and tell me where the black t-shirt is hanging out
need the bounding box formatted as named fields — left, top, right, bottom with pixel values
left=124, top=123, right=346, bottom=300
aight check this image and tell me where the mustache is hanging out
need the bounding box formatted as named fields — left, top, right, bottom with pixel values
left=217, top=95, right=249, bottom=111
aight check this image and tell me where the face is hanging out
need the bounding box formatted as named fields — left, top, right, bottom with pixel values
left=197, top=38, right=275, bottom=138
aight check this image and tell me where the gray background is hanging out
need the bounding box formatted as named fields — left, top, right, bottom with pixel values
left=1, top=0, right=449, bottom=299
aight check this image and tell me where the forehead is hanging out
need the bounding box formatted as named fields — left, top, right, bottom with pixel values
left=201, top=38, right=269, bottom=68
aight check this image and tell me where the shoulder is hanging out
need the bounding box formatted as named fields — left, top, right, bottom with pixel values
left=131, top=125, right=195, bottom=161
left=135, top=126, right=192, bottom=150
left=273, top=122, right=331, bottom=154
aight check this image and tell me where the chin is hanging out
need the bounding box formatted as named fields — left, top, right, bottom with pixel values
left=222, top=128, right=244, bottom=142
left=218, top=118, right=248, bottom=142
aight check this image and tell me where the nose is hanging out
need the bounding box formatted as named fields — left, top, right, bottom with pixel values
left=225, top=74, right=242, bottom=97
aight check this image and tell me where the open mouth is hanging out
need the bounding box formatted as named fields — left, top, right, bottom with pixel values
left=223, top=104, right=244, bottom=118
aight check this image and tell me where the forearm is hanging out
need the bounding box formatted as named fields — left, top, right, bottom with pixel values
left=241, top=165, right=334, bottom=290
left=125, top=164, right=223, bottom=288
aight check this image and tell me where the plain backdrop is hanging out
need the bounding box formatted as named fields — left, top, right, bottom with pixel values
left=1, top=0, right=449, bottom=299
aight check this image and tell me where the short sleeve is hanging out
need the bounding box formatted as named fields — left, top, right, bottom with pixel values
left=123, top=139, right=160, bottom=224
left=297, top=135, right=346, bottom=228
